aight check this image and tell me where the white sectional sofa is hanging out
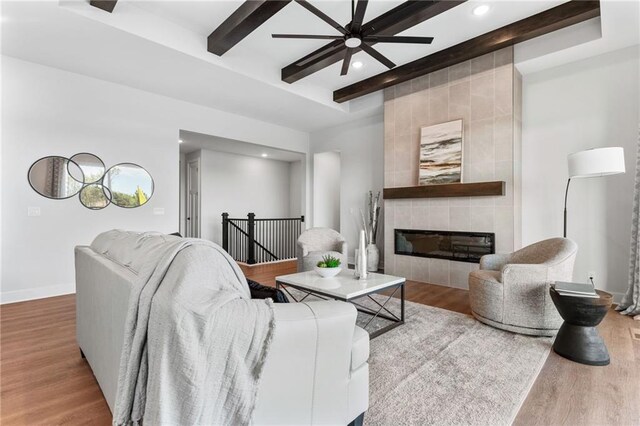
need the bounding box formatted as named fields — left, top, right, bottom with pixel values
left=75, top=235, right=369, bottom=425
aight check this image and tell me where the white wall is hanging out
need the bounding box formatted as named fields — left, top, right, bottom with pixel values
left=0, top=56, right=309, bottom=303
left=289, top=160, right=303, bottom=219
left=522, top=45, right=639, bottom=300
left=310, top=114, right=384, bottom=263
left=199, top=149, right=294, bottom=244
left=313, top=151, right=341, bottom=230
left=179, top=152, right=186, bottom=236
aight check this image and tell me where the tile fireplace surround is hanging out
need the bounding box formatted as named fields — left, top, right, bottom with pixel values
left=383, top=46, right=522, bottom=290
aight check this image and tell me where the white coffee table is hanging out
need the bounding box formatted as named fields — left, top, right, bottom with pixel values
left=275, top=269, right=406, bottom=338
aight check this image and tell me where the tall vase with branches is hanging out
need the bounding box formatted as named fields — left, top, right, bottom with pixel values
left=361, top=191, right=381, bottom=272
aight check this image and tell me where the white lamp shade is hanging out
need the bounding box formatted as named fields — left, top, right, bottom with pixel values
left=568, top=147, right=625, bottom=178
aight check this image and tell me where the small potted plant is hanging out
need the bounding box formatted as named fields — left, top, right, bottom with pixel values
left=314, top=254, right=342, bottom=278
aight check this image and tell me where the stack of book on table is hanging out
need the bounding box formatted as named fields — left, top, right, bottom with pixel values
left=552, top=281, right=599, bottom=298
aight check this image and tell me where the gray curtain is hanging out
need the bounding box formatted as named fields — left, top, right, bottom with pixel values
left=617, top=127, right=640, bottom=320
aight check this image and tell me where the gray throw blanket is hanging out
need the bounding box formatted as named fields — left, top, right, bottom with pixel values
left=105, top=234, right=275, bottom=425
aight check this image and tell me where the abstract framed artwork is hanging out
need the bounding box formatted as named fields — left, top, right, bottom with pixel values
left=419, top=119, right=464, bottom=185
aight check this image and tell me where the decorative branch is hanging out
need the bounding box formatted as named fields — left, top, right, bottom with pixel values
left=363, top=190, right=381, bottom=245
left=360, top=208, right=370, bottom=245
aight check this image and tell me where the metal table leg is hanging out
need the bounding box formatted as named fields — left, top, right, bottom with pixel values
left=274, top=280, right=406, bottom=339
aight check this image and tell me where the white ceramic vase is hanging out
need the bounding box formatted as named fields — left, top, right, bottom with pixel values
left=355, top=230, right=368, bottom=279
left=366, top=244, right=379, bottom=272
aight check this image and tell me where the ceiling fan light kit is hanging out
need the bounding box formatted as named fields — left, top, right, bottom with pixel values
left=272, top=0, right=434, bottom=76
left=345, top=36, right=362, bottom=48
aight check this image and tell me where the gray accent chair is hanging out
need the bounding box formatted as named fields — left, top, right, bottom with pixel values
left=469, top=238, right=578, bottom=336
left=297, top=228, right=348, bottom=272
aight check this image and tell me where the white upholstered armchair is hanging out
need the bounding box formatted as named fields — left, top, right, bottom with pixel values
left=297, top=228, right=348, bottom=272
left=469, top=238, right=578, bottom=336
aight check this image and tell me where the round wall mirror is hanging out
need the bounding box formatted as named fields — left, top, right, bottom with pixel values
left=103, top=163, right=154, bottom=208
left=28, top=156, right=84, bottom=199
left=70, top=153, right=105, bottom=184
left=79, top=184, right=112, bottom=210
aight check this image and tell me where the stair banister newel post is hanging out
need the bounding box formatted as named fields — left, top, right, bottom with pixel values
left=247, top=212, right=256, bottom=265
left=222, top=212, right=229, bottom=252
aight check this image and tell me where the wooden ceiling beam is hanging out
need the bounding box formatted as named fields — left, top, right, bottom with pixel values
left=89, top=0, right=118, bottom=13
left=208, top=0, right=292, bottom=56
left=334, top=0, right=601, bottom=103
left=281, top=0, right=466, bottom=84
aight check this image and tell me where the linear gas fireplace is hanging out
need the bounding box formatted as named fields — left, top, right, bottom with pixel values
left=395, top=229, right=495, bottom=263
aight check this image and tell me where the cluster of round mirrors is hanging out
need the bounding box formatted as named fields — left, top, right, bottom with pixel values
left=28, top=153, right=154, bottom=210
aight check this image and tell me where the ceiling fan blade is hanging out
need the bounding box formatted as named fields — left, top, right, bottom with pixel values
left=363, top=35, right=434, bottom=44
left=272, top=34, right=344, bottom=40
left=294, top=0, right=347, bottom=35
left=350, top=0, right=368, bottom=33
left=341, top=48, right=353, bottom=76
left=360, top=43, right=395, bottom=69
left=295, top=41, right=344, bottom=66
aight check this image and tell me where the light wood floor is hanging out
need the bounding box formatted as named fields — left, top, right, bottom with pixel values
left=1, top=261, right=638, bottom=425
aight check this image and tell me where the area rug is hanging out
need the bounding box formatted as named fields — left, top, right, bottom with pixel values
left=362, top=298, right=552, bottom=426
left=286, top=289, right=552, bottom=425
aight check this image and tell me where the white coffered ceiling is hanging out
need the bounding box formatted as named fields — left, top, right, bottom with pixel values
left=1, top=0, right=638, bottom=132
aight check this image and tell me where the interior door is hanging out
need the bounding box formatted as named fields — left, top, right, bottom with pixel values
left=186, top=158, right=200, bottom=238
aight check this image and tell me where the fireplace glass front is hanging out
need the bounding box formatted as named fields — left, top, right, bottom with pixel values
left=394, top=229, right=495, bottom=263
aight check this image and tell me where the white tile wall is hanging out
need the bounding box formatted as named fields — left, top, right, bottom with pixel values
left=383, top=47, right=522, bottom=289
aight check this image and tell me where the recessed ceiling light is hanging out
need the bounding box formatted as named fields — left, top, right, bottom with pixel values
left=261, top=153, right=268, bottom=157
left=472, top=4, right=490, bottom=16
left=352, top=61, right=363, bottom=69
left=178, top=139, right=183, bottom=144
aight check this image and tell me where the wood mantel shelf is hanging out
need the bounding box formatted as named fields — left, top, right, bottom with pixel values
left=383, top=181, right=505, bottom=199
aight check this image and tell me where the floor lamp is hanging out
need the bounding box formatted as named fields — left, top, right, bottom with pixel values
left=564, top=147, right=626, bottom=237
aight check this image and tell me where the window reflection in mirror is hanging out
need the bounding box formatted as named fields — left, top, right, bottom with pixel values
left=28, top=156, right=84, bottom=199
left=103, top=163, right=154, bottom=208
left=79, top=184, right=111, bottom=210
left=70, top=153, right=105, bottom=184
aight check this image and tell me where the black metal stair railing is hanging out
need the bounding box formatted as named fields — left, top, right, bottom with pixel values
left=222, top=212, right=305, bottom=264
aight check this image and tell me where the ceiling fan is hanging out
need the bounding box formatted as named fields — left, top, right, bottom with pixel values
left=272, top=0, right=434, bottom=76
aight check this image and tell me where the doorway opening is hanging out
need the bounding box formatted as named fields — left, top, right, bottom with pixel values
left=313, top=151, right=341, bottom=231
left=178, top=129, right=306, bottom=264
left=185, top=157, right=200, bottom=238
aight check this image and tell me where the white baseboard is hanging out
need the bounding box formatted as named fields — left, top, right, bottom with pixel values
left=1, top=283, right=75, bottom=305
left=609, top=291, right=625, bottom=305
